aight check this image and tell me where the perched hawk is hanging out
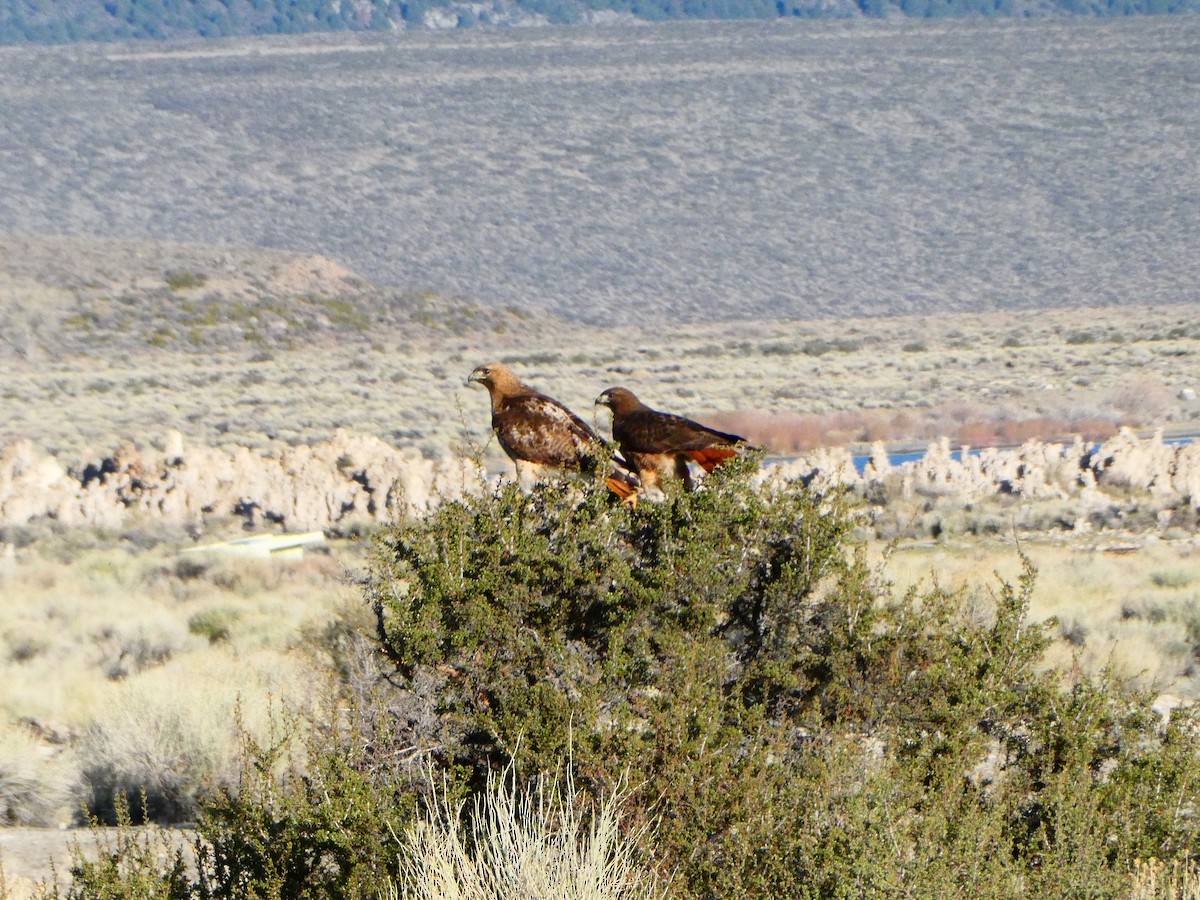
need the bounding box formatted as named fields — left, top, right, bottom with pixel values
left=595, top=386, right=750, bottom=492
left=468, top=362, right=638, bottom=499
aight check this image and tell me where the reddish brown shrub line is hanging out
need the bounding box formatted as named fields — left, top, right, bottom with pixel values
left=706, top=408, right=1123, bottom=454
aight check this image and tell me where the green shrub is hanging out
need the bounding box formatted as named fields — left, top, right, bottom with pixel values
left=164, top=271, right=208, bottom=292
left=191, top=730, right=410, bottom=900
left=187, top=608, right=240, bottom=643
left=38, top=466, right=1200, bottom=898
left=146, top=326, right=176, bottom=347
left=801, top=337, right=862, bottom=356
left=46, top=792, right=193, bottom=899
left=366, top=464, right=1200, bottom=898
left=58, top=710, right=417, bottom=899
left=316, top=297, right=370, bottom=332
left=1151, top=568, right=1193, bottom=589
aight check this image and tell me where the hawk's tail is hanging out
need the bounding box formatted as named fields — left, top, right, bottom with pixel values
left=605, top=455, right=641, bottom=504
left=685, top=446, right=739, bottom=473
left=605, top=474, right=639, bottom=505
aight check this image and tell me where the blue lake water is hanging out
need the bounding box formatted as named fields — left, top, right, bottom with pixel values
left=847, top=435, right=1194, bottom=477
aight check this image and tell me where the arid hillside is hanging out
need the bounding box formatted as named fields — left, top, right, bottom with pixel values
left=1, top=19, right=1196, bottom=325
left=0, top=233, right=519, bottom=359
left=3, top=234, right=1198, bottom=465
left=2, top=231, right=1199, bottom=554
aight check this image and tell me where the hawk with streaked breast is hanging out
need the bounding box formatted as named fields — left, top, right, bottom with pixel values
left=468, top=362, right=638, bottom=499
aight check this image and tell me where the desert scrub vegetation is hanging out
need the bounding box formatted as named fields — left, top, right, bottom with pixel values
left=9, top=468, right=1200, bottom=897
left=884, top=537, right=1200, bottom=699
left=4, top=289, right=1200, bottom=461
left=0, top=528, right=355, bottom=827
left=0, top=235, right=522, bottom=364
left=362, top=463, right=1200, bottom=897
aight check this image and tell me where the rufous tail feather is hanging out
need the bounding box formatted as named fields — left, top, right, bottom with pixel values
left=685, top=447, right=738, bottom=473
left=606, top=476, right=639, bottom=505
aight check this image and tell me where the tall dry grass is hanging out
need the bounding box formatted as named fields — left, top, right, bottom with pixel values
left=0, top=728, right=76, bottom=827
left=1130, top=858, right=1200, bottom=900
left=397, top=767, right=661, bottom=900
left=75, top=648, right=325, bottom=823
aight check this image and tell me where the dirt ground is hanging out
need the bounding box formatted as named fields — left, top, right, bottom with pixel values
left=0, top=827, right=196, bottom=896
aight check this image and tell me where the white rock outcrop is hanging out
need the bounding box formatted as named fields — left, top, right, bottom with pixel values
left=1, top=430, right=483, bottom=532
left=2, top=428, right=1199, bottom=532
left=777, top=428, right=1200, bottom=513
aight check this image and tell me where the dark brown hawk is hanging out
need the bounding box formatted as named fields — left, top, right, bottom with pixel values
left=595, top=386, right=750, bottom=492
left=467, top=363, right=638, bottom=499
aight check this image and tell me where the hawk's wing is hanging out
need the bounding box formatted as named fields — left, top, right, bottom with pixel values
left=494, top=392, right=601, bottom=470
left=615, top=409, right=745, bottom=454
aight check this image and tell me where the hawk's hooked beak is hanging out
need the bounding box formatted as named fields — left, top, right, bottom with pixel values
left=466, top=368, right=486, bottom=388
left=594, top=392, right=610, bottom=408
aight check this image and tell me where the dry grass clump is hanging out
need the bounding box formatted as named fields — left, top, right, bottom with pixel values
left=397, top=768, right=660, bottom=900
left=1130, top=857, right=1200, bottom=900
left=0, top=865, right=41, bottom=900
left=0, top=728, right=76, bottom=827
left=76, top=648, right=322, bottom=824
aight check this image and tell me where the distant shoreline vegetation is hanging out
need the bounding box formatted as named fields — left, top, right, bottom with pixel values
left=1, top=0, right=1196, bottom=44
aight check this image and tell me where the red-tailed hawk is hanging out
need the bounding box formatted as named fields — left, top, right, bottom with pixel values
left=595, top=386, right=750, bottom=492
left=468, top=363, right=638, bottom=500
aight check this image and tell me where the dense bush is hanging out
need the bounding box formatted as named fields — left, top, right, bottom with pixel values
left=28, top=464, right=1200, bottom=898
left=366, top=461, right=1200, bottom=897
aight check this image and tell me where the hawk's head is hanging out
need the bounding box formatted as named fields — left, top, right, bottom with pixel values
left=467, top=362, right=523, bottom=396
left=595, top=387, right=643, bottom=415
